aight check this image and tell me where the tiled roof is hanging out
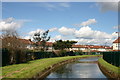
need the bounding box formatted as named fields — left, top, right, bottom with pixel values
left=19, top=39, right=53, bottom=46
left=72, top=45, right=87, bottom=48
left=45, top=42, right=53, bottom=46
left=37, top=42, right=53, bottom=46
left=112, top=50, right=120, bottom=51
left=89, top=46, right=104, bottom=49
left=19, top=39, right=34, bottom=44
left=113, top=37, right=120, bottom=43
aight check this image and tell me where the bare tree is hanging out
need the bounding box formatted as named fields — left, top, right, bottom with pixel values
left=1, top=30, right=27, bottom=64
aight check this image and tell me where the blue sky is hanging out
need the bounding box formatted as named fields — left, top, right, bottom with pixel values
left=1, top=2, right=118, bottom=45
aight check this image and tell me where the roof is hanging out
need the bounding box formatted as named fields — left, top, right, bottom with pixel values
left=72, top=45, right=87, bottom=48
left=19, top=39, right=53, bottom=46
left=112, top=50, right=120, bottom=51
left=19, top=39, right=34, bottom=44
left=46, top=42, right=53, bottom=46
left=113, top=37, right=120, bottom=43
left=37, top=42, right=53, bottom=46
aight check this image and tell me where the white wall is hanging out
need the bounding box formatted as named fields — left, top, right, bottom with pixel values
left=113, top=43, right=120, bottom=50
left=97, top=48, right=106, bottom=51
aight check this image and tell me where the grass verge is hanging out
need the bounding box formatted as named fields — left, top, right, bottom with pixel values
left=98, top=58, right=120, bottom=74
left=1, top=55, right=99, bottom=78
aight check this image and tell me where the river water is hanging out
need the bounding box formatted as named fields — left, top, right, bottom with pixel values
left=45, top=57, right=107, bottom=78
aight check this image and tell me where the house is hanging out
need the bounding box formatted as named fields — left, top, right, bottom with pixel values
left=19, top=39, right=113, bottom=52
left=70, top=45, right=112, bottom=52
left=45, top=42, right=53, bottom=52
left=113, top=37, right=120, bottom=50
left=19, top=39, right=34, bottom=50
left=70, top=45, right=88, bottom=51
left=19, top=39, right=54, bottom=51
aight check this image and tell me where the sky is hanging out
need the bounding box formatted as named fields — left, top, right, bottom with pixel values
left=1, top=2, right=119, bottom=46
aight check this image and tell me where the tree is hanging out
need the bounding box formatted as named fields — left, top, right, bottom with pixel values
left=1, top=30, right=27, bottom=65
left=53, top=40, right=77, bottom=50
left=33, top=30, right=50, bottom=51
left=53, top=40, right=77, bottom=56
left=64, top=40, right=77, bottom=49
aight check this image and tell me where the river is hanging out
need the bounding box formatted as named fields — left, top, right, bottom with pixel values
left=45, top=57, right=107, bottom=79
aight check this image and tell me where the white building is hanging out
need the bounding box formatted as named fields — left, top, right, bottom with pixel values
left=113, top=37, right=120, bottom=50
left=70, top=45, right=112, bottom=52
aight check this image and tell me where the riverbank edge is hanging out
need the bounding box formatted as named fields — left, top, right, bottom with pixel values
left=98, top=58, right=120, bottom=79
left=33, top=55, right=102, bottom=79
left=2, top=55, right=101, bottom=79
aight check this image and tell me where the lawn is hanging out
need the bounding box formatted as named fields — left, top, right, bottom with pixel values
left=1, top=55, right=99, bottom=78
left=98, top=58, right=120, bottom=74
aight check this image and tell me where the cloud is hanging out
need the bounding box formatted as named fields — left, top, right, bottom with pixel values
left=23, top=29, right=45, bottom=40
left=112, top=32, right=119, bottom=37
left=23, top=25, right=118, bottom=45
left=80, top=19, right=97, bottom=26
left=49, top=35, right=63, bottom=42
left=0, top=17, right=22, bottom=31
left=25, top=28, right=57, bottom=40
left=73, top=19, right=97, bottom=27
left=0, top=17, right=31, bottom=32
left=75, top=26, right=116, bottom=39
left=28, top=29, right=45, bottom=36
left=39, top=2, right=70, bottom=11
left=77, top=38, right=114, bottom=45
left=96, top=2, right=118, bottom=12
left=74, top=26, right=118, bottom=45
left=75, top=26, right=94, bottom=38
left=22, top=17, right=117, bottom=46
left=57, top=26, right=118, bottom=45
left=58, top=26, right=76, bottom=35
left=28, top=27, right=58, bottom=36
left=49, top=27, right=58, bottom=32
left=23, top=36, right=31, bottom=39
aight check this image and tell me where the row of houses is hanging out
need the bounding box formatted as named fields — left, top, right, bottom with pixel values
left=19, top=37, right=120, bottom=52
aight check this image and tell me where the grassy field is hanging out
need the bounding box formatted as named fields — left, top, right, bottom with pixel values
left=98, top=58, right=120, bottom=74
left=1, top=55, right=99, bottom=78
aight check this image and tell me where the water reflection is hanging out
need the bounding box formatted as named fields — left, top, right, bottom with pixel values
left=46, top=57, right=107, bottom=78
left=78, top=57, right=98, bottom=62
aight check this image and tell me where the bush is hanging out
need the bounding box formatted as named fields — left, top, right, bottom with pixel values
left=69, top=51, right=75, bottom=56
left=2, top=48, right=9, bottom=66
left=2, top=48, right=31, bottom=66
left=75, top=50, right=83, bottom=55
left=59, top=50, right=67, bottom=57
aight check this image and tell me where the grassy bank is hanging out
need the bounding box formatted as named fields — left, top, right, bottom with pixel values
left=98, top=58, right=120, bottom=74
left=1, top=55, right=99, bottom=78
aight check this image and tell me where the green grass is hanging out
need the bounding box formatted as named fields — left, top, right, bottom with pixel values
left=1, top=55, right=99, bottom=78
left=98, top=58, right=120, bottom=74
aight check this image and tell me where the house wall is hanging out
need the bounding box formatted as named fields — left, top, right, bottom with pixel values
left=70, top=47, right=87, bottom=51
left=97, top=48, right=106, bottom=51
left=113, top=43, right=120, bottom=50
left=27, top=45, right=34, bottom=50
left=70, top=47, right=111, bottom=52
left=47, top=47, right=53, bottom=52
